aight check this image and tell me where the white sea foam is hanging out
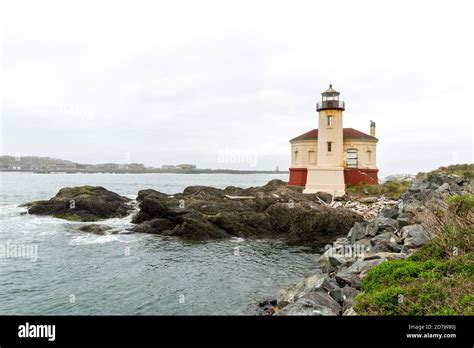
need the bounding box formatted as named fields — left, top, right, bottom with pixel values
left=68, top=233, right=139, bottom=245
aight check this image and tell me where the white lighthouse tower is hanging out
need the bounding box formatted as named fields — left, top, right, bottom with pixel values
left=303, top=85, right=346, bottom=196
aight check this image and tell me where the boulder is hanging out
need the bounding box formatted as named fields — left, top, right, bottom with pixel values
left=277, top=297, right=339, bottom=316
left=342, top=307, right=357, bottom=316
left=257, top=299, right=277, bottom=316
left=24, top=186, right=133, bottom=221
left=341, top=286, right=360, bottom=312
left=370, top=232, right=402, bottom=253
left=329, top=285, right=359, bottom=310
left=373, top=216, right=398, bottom=234
left=277, top=274, right=329, bottom=307
left=347, top=221, right=369, bottom=243
left=401, top=224, right=431, bottom=248
left=437, top=183, right=451, bottom=193
left=335, top=259, right=384, bottom=288
left=380, top=206, right=400, bottom=219
left=319, top=246, right=358, bottom=273
left=131, top=218, right=177, bottom=234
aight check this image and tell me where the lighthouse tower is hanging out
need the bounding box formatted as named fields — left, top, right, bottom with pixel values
left=303, top=85, right=346, bottom=196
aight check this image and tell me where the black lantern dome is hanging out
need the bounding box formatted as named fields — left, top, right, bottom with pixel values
left=316, top=84, right=345, bottom=111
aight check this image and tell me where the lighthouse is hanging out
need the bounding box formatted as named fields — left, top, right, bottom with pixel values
left=303, top=85, right=346, bottom=195
left=288, top=85, right=379, bottom=196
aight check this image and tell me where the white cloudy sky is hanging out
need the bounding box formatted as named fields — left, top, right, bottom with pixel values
left=1, top=0, right=473, bottom=174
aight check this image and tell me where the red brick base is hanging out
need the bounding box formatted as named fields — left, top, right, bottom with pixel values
left=343, top=168, right=379, bottom=185
left=289, top=167, right=379, bottom=187
left=288, top=168, right=307, bottom=187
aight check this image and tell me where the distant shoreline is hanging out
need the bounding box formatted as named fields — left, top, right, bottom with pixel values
left=0, top=169, right=289, bottom=175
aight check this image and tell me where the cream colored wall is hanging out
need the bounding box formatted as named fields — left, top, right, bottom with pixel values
left=290, top=140, right=318, bottom=168
left=317, top=110, right=344, bottom=167
left=343, top=140, right=377, bottom=169
left=291, top=139, right=377, bottom=169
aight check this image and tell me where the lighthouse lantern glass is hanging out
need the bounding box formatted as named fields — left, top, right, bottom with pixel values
left=322, top=94, right=339, bottom=102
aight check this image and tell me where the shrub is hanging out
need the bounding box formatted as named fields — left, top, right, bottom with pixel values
left=346, top=180, right=411, bottom=200
left=446, top=193, right=474, bottom=217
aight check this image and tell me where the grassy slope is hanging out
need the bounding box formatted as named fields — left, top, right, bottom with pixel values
left=417, top=163, right=474, bottom=180
left=353, top=186, right=474, bottom=315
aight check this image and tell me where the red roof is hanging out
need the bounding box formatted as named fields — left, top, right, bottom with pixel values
left=290, top=128, right=377, bottom=142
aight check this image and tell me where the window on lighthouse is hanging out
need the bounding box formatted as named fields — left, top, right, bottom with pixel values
left=327, top=142, right=332, bottom=152
left=327, top=115, right=333, bottom=127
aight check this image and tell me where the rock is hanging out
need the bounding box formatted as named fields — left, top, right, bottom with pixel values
left=277, top=274, right=329, bottom=307
left=373, top=216, right=398, bottom=234
left=410, top=179, right=431, bottom=191
left=370, top=232, right=402, bottom=253
left=131, top=218, right=177, bottom=234
left=401, top=224, right=431, bottom=248
left=329, top=285, right=359, bottom=311
left=257, top=299, right=277, bottom=316
left=341, top=286, right=360, bottom=312
left=319, top=246, right=358, bottom=273
left=168, top=212, right=231, bottom=240
left=315, top=192, right=333, bottom=204
left=302, top=291, right=342, bottom=315
left=77, top=224, right=113, bottom=234
left=131, top=180, right=363, bottom=244
left=342, top=307, right=357, bottom=316
left=24, top=186, right=133, bottom=221
left=380, top=206, right=399, bottom=219
left=348, top=221, right=369, bottom=243
left=437, top=182, right=450, bottom=193
left=335, top=259, right=384, bottom=288
left=277, top=297, right=339, bottom=316
left=265, top=203, right=362, bottom=245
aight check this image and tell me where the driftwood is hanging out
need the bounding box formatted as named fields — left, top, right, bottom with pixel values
left=317, top=196, right=399, bottom=221
left=224, top=195, right=255, bottom=200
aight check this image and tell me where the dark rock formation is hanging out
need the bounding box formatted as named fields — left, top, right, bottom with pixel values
left=131, top=179, right=363, bottom=244
left=23, top=186, right=133, bottom=221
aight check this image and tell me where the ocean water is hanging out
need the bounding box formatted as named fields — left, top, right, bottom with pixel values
left=0, top=172, right=319, bottom=315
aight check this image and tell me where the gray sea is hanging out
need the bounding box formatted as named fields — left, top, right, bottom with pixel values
left=0, top=172, right=319, bottom=315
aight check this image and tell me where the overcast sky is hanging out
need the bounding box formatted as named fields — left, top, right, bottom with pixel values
left=1, top=0, right=473, bottom=174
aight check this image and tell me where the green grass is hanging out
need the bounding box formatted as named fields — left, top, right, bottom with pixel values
left=353, top=193, right=474, bottom=315
left=346, top=180, right=411, bottom=200
left=354, top=254, right=474, bottom=315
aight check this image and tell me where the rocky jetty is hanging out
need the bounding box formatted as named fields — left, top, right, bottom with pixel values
left=23, top=186, right=133, bottom=221
left=271, top=173, right=471, bottom=316
left=131, top=179, right=363, bottom=245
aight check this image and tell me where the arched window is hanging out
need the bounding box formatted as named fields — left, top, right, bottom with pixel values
left=346, top=149, right=358, bottom=168
left=294, top=149, right=299, bottom=164
left=308, top=148, right=316, bottom=164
